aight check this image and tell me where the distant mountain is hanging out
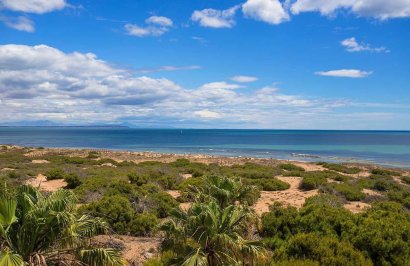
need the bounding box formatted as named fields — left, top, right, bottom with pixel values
left=0, top=120, right=129, bottom=128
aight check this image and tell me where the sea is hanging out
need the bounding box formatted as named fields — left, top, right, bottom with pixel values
left=0, top=127, right=409, bottom=168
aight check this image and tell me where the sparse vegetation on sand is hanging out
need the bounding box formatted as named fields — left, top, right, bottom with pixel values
left=0, top=146, right=409, bottom=265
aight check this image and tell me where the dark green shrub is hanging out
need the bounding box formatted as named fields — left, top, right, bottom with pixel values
left=128, top=173, right=148, bottom=186
left=63, top=156, right=89, bottom=165
left=87, top=151, right=99, bottom=158
left=7, top=171, right=19, bottom=179
left=46, top=169, right=65, bottom=180
left=279, top=163, right=305, bottom=172
left=345, top=205, right=410, bottom=265
left=371, top=168, right=400, bottom=176
left=129, top=213, right=159, bottom=236
left=261, top=202, right=299, bottom=238
left=284, top=233, right=370, bottom=266
left=401, top=176, right=410, bottom=185
left=148, top=192, right=179, bottom=218
left=64, top=173, right=82, bottom=189
left=245, top=178, right=290, bottom=191
left=318, top=162, right=360, bottom=174
left=81, top=195, right=134, bottom=234
left=324, top=183, right=366, bottom=201
left=169, top=158, right=191, bottom=167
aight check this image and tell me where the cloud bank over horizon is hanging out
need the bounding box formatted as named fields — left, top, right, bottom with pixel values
left=0, top=44, right=407, bottom=129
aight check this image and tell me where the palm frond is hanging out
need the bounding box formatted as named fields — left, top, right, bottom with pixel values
left=78, top=248, right=126, bottom=266
left=0, top=250, right=24, bottom=266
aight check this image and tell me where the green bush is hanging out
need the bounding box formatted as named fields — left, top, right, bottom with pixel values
left=345, top=205, right=410, bottom=265
left=323, top=183, right=366, bottom=201
left=46, top=169, right=65, bottom=180
left=81, top=195, right=134, bottom=234
left=318, top=162, right=360, bottom=174
left=64, top=173, right=82, bottom=189
left=245, top=178, right=290, bottom=191
left=7, top=171, right=19, bottom=179
left=148, top=192, right=178, bottom=218
left=299, top=171, right=349, bottom=190
left=371, top=168, right=400, bottom=176
left=169, top=158, right=191, bottom=167
left=128, top=173, right=148, bottom=186
left=279, top=163, right=305, bottom=172
left=401, top=176, right=410, bottom=185
left=87, top=151, right=99, bottom=158
left=284, top=233, right=371, bottom=266
left=129, top=213, right=159, bottom=236
left=261, top=202, right=299, bottom=239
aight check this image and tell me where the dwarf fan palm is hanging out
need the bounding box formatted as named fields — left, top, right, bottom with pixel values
left=161, top=200, right=265, bottom=266
left=0, top=185, right=125, bottom=266
left=187, top=176, right=260, bottom=208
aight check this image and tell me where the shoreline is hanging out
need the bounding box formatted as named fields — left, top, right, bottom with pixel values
left=5, top=144, right=408, bottom=171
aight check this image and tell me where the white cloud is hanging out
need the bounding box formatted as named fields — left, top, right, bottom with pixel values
left=231, top=75, right=258, bottom=83
left=194, top=109, right=222, bottom=119
left=191, top=5, right=240, bottom=28
left=341, top=37, right=389, bottom=53
left=315, top=69, right=372, bottom=78
left=0, top=16, right=34, bottom=32
left=125, top=15, right=173, bottom=37
left=145, top=16, right=173, bottom=27
left=0, top=0, right=66, bottom=14
left=291, top=0, right=410, bottom=20
left=0, top=44, right=406, bottom=128
left=137, top=65, right=201, bottom=74
left=242, top=0, right=290, bottom=25
left=198, top=81, right=243, bottom=90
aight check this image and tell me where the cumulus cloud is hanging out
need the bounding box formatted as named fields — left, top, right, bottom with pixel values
left=315, top=69, right=372, bottom=78
left=341, top=37, right=389, bottom=53
left=194, top=109, right=222, bottom=119
left=125, top=15, right=173, bottom=37
left=198, top=81, right=243, bottom=90
left=0, top=0, right=66, bottom=14
left=230, top=75, right=258, bottom=83
left=191, top=5, right=240, bottom=28
left=0, top=16, right=34, bottom=32
left=136, top=65, right=201, bottom=74
left=242, top=0, right=290, bottom=25
left=291, top=0, right=410, bottom=20
left=1, top=44, right=403, bottom=128
left=145, top=16, right=173, bottom=27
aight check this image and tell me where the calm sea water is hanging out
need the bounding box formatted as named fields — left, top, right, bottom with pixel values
left=0, top=128, right=410, bottom=168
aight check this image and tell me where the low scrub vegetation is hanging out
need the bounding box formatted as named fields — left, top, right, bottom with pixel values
left=0, top=148, right=409, bottom=266
left=318, top=162, right=361, bottom=174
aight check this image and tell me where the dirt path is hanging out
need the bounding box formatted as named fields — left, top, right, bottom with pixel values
left=94, top=235, right=161, bottom=265
left=25, top=174, right=66, bottom=192
left=254, top=176, right=319, bottom=215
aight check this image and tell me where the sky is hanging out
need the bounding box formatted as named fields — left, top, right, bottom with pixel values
left=0, top=0, right=409, bottom=129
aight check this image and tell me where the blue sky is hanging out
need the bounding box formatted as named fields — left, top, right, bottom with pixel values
left=0, top=0, right=409, bottom=129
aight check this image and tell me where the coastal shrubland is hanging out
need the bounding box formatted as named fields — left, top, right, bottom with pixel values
left=318, top=162, right=361, bottom=174
left=0, top=147, right=409, bottom=265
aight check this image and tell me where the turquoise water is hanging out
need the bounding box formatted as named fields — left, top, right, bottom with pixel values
left=0, top=128, right=409, bottom=168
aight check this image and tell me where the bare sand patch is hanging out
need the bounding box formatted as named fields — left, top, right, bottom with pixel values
left=166, top=190, right=181, bottom=199
left=1, top=168, right=15, bottom=171
left=254, top=176, right=318, bottom=215
left=100, top=162, right=117, bottom=167
left=166, top=190, right=191, bottom=211
left=31, top=159, right=49, bottom=164
left=363, top=188, right=382, bottom=196
left=344, top=202, right=370, bottom=213
left=24, top=150, right=49, bottom=157
left=94, top=235, right=161, bottom=265
left=180, top=173, right=192, bottom=179
left=291, top=162, right=325, bottom=172
left=25, top=174, right=67, bottom=192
